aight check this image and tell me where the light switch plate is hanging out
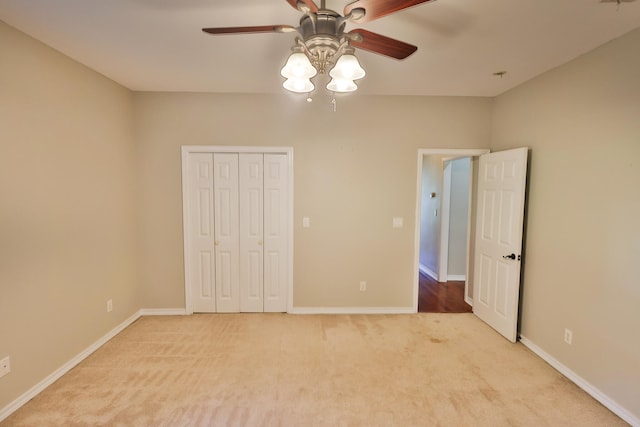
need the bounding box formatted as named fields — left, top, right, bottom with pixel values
left=392, top=217, right=403, bottom=228
left=302, top=217, right=310, bottom=228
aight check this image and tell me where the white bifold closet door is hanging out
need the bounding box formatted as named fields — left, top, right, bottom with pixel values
left=186, top=152, right=288, bottom=313
left=239, top=153, right=263, bottom=313
left=262, top=154, right=289, bottom=312
left=213, top=153, right=240, bottom=313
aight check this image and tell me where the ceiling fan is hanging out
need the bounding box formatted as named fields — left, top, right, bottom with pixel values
left=202, top=0, right=436, bottom=93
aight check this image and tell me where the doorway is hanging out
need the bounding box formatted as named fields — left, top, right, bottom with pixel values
left=412, top=149, right=489, bottom=312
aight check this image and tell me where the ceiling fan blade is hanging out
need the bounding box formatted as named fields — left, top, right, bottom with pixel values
left=349, top=29, right=417, bottom=60
left=202, top=25, right=296, bottom=35
left=285, top=0, right=319, bottom=13
left=345, top=0, right=435, bottom=23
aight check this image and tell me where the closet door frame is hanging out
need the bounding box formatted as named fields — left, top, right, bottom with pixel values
left=181, top=146, right=294, bottom=315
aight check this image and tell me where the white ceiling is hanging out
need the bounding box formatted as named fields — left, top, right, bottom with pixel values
left=1, top=0, right=639, bottom=96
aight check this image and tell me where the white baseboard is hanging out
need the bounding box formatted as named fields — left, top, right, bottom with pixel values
left=419, top=265, right=466, bottom=283
left=289, top=307, right=416, bottom=315
left=419, top=263, right=438, bottom=281
left=519, top=336, right=639, bottom=426
left=0, top=310, right=142, bottom=423
left=140, top=308, right=187, bottom=316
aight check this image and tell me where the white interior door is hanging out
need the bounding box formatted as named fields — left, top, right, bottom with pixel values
left=239, top=153, right=264, bottom=312
left=186, top=153, right=216, bottom=312
left=263, top=154, right=288, bottom=312
left=213, top=153, right=240, bottom=313
left=473, top=147, right=528, bottom=342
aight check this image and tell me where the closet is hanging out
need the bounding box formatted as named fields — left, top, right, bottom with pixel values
left=183, top=149, right=291, bottom=313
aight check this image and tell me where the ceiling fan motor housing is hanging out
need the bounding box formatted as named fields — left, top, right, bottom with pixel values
left=299, top=11, right=346, bottom=73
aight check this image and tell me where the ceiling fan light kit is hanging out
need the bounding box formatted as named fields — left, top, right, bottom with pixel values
left=330, top=52, right=366, bottom=80
left=283, top=77, right=316, bottom=93
left=281, top=41, right=367, bottom=93
left=280, top=50, right=318, bottom=79
left=203, top=0, right=435, bottom=95
left=280, top=48, right=318, bottom=93
left=326, top=77, right=358, bottom=93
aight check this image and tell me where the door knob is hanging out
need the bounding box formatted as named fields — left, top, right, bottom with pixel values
left=258, top=240, right=263, bottom=246
left=503, top=253, right=516, bottom=260
left=214, top=240, right=220, bottom=246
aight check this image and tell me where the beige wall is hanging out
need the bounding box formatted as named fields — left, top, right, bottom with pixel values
left=134, top=94, right=492, bottom=309
left=0, top=22, right=139, bottom=409
left=492, top=28, right=640, bottom=418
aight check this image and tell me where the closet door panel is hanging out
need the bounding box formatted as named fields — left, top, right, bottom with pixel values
left=213, top=153, right=240, bottom=312
left=239, top=153, right=264, bottom=312
left=187, top=153, right=216, bottom=312
left=263, top=154, right=288, bottom=312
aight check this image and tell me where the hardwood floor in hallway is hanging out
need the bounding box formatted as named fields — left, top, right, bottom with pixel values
left=418, top=272, right=472, bottom=313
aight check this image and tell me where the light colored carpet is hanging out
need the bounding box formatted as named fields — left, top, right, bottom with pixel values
left=2, top=313, right=625, bottom=426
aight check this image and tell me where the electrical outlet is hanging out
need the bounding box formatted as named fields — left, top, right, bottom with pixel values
left=107, top=299, right=113, bottom=313
left=564, top=328, right=573, bottom=345
left=0, top=356, right=10, bottom=379
left=360, top=281, right=367, bottom=291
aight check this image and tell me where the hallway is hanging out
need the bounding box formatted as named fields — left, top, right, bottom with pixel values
left=418, top=272, right=471, bottom=313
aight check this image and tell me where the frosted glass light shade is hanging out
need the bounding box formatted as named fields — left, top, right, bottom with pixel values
left=326, top=78, right=357, bottom=93
left=329, top=54, right=365, bottom=80
left=280, top=52, right=317, bottom=79
left=283, top=77, right=315, bottom=93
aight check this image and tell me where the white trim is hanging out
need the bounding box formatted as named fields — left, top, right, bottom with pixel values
left=464, top=157, right=474, bottom=304
left=181, top=149, right=193, bottom=315
left=520, top=336, right=639, bottom=426
left=181, top=145, right=293, bottom=154
left=419, top=263, right=438, bottom=281
left=290, top=307, right=416, bottom=315
left=139, top=308, right=187, bottom=316
left=181, top=146, right=294, bottom=315
left=286, top=151, right=295, bottom=314
left=413, top=148, right=490, bottom=312
left=0, top=311, right=142, bottom=423
left=419, top=264, right=465, bottom=282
